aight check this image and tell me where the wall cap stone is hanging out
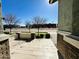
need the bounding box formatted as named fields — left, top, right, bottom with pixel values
left=0, top=34, right=9, bottom=42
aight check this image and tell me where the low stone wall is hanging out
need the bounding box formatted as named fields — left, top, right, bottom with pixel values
left=57, top=33, right=79, bottom=59
left=14, top=33, right=35, bottom=42
left=20, top=33, right=31, bottom=39
left=0, top=39, right=10, bottom=59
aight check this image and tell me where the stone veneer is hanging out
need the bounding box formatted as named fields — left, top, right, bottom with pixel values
left=57, top=33, right=79, bottom=59
left=0, top=34, right=10, bottom=59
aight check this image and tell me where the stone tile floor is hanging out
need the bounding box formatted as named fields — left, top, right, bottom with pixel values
left=9, top=37, right=58, bottom=59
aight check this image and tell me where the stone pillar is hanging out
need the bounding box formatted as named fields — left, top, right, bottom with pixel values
left=72, top=0, right=79, bottom=36
left=58, top=0, right=79, bottom=36
left=0, top=39, right=10, bottom=59
left=58, top=0, right=79, bottom=59
left=58, top=0, right=73, bottom=32
left=49, top=0, right=79, bottom=59
left=0, top=0, right=3, bottom=33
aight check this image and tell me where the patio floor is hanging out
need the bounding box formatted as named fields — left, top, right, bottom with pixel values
left=9, top=37, right=58, bottom=59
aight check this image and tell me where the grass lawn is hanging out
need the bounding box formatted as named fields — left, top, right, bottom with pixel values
left=35, top=32, right=48, bottom=36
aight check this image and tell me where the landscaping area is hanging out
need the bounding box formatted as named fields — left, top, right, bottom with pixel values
left=35, top=32, right=50, bottom=39
left=3, top=28, right=57, bottom=43
left=4, top=30, right=51, bottom=42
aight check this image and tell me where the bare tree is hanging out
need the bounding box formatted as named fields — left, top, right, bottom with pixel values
left=4, top=14, right=20, bottom=33
left=32, top=16, right=47, bottom=35
left=25, top=20, right=31, bottom=32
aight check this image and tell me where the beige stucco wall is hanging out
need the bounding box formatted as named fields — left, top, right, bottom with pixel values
left=58, top=0, right=73, bottom=32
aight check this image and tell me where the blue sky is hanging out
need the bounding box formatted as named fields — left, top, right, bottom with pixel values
left=2, top=0, right=58, bottom=26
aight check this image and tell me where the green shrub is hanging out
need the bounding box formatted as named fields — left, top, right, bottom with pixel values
left=45, top=33, right=50, bottom=39
left=36, top=34, right=44, bottom=39
left=40, top=34, right=44, bottom=38
left=4, top=32, right=10, bottom=34
left=35, top=32, right=48, bottom=39
left=36, top=35, right=41, bottom=39
left=31, top=33, right=35, bottom=39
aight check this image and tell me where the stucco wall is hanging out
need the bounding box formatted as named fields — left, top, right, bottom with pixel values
left=58, top=0, right=73, bottom=32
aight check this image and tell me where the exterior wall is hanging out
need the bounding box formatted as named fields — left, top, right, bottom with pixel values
left=59, top=0, right=79, bottom=36
left=72, top=0, right=79, bottom=36
left=49, top=0, right=79, bottom=59
left=58, top=0, right=79, bottom=59
left=57, top=34, right=79, bottom=59
left=0, top=0, right=3, bottom=33
left=58, top=0, right=73, bottom=32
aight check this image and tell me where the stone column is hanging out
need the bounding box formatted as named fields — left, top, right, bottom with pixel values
left=49, top=0, right=79, bottom=59
left=58, top=0, right=79, bottom=36
left=58, top=0, right=79, bottom=59
left=0, top=0, right=3, bottom=33
left=72, top=0, right=79, bottom=36
left=0, top=36, right=10, bottom=59
left=58, top=0, right=73, bottom=32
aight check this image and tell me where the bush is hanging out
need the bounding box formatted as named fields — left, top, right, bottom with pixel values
left=36, top=35, right=40, bottom=39
left=36, top=34, right=44, bottom=39
left=4, top=32, right=10, bottom=34
left=35, top=32, right=48, bottom=39
left=40, top=34, right=44, bottom=38
left=45, top=33, right=50, bottom=39
left=31, top=33, right=35, bottom=39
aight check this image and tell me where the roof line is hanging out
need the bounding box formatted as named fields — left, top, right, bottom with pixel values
left=49, top=0, right=57, bottom=4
